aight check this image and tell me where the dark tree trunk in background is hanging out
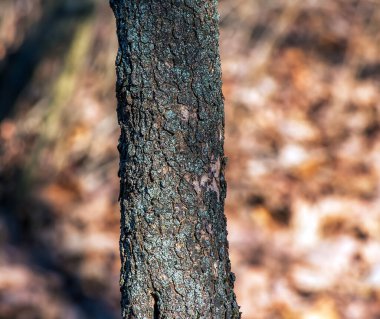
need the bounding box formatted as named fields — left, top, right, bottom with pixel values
left=110, top=0, right=240, bottom=318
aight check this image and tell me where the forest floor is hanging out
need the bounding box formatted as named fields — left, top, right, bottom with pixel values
left=1, top=0, right=380, bottom=318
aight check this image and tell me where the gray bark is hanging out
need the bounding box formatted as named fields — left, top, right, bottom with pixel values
left=110, top=0, right=240, bottom=318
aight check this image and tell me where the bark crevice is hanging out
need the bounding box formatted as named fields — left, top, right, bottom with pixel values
left=152, top=293, right=160, bottom=319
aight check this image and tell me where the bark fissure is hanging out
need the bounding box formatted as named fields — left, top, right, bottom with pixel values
left=152, top=293, right=160, bottom=319
left=110, top=0, right=240, bottom=318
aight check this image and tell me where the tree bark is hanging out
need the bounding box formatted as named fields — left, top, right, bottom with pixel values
left=110, top=1, right=240, bottom=318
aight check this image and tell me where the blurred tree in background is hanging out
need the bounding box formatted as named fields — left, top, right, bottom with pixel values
left=0, top=1, right=120, bottom=318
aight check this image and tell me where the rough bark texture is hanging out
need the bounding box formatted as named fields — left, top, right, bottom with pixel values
left=110, top=1, right=240, bottom=318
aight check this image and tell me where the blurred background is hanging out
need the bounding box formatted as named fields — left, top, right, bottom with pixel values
left=1, top=0, right=380, bottom=318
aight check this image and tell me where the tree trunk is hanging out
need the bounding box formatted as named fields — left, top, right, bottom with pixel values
left=110, top=0, right=240, bottom=318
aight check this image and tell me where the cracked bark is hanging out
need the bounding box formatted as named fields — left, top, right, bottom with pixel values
left=110, top=0, right=241, bottom=318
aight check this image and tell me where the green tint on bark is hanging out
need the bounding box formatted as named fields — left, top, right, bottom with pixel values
left=110, top=0, right=240, bottom=318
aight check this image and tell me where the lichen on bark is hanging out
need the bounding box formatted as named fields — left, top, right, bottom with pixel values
left=110, top=0, right=241, bottom=318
